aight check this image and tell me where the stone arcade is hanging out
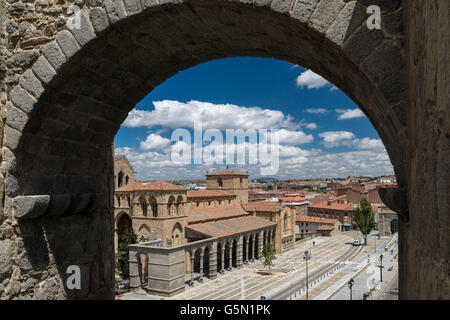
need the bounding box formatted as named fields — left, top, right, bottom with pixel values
left=114, top=158, right=295, bottom=296
left=0, top=0, right=447, bottom=299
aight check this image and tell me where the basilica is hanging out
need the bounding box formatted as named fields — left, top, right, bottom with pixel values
left=114, top=156, right=296, bottom=296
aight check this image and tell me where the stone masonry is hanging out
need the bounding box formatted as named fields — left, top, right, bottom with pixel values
left=0, top=0, right=447, bottom=299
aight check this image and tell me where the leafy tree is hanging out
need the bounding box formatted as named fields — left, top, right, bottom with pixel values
left=115, top=227, right=137, bottom=280
left=262, top=242, right=276, bottom=273
left=266, top=185, right=273, bottom=191
left=353, top=198, right=375, bottom=246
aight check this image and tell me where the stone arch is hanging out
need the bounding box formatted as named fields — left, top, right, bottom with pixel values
left=2, top=0, right=411, bottom=299
left=149, top=196, right=158, bottom=217
left=138, top=223, right=151, bottom=242
left=176, top=195, right=183, bottom=215
left=171, top=222, right=183, bottom=246
left=167, top=195, right=175, bottom=216
left=117, top=171, right=124, bottom=188
left=139, top=196, right=148, bottom=217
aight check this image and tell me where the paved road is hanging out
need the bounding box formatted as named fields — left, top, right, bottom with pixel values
left=330, top=235, right=398, bottom=300
left=165, top=234, right=357, bottom=300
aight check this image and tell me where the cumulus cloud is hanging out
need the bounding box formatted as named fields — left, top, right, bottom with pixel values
left=305, top=108, right=328, bottom=114
left=296, top=70, right=330, bottom=89
left=123, top=100, right=301, bottom=131
left=115, top=145, right=394, bottom=181
left=305, top=123, right=318, bottom=130
left=276, top=129, right=314, bottom=145
left=319, top=131, right=356, bottom=148
left=139, top=133, right=171, bottom=151
left=336, top=108, right=366, bottom=120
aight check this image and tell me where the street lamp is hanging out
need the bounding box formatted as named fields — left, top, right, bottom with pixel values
left=348, top=278, right=355, bottom=300
left=379, top=254, right=384, bottom=282
left=303, top=250, right=311, bottom=300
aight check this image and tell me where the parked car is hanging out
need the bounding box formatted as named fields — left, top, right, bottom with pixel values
left=352, top=239, right=361, bottom=246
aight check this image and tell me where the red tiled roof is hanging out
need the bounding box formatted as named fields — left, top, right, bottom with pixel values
left=187, top=216, right=276, bottom=238
left=186, top=204, right=248, bottom=224
left=295, top=216, right=338, bottom=224
left=309, top=201, right=353, bottom=211
left=242, top=202, right=283, bottom=212
left=206, top=169, right=248, bottom=176
left=116, top=181, right=186, bottom=192
left=280, top=196, right=307, bottom=202
left=187, top=190, right=235, bottom=198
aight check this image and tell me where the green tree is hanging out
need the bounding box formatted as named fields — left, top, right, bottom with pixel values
left=262, top=242, right=276, bottom=273
left=115, top=227, right=137, bottom=280
left=353, top=198, right=375, bottom=246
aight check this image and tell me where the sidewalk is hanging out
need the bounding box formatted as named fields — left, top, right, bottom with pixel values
left=328, top=235, right=398, bottom=300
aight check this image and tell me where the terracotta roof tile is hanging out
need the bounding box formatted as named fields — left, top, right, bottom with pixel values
left=280, top=196, right=307, bottom=202
left=309, top=201, right=353, bottom=211
left=187, top=190, right=235, bottom=198
left=295, top=216, right=338, bottom=224
left=116, top=181, right=186, bottom=192
left=187, top=216, right=277, bottom=238
left=242, top=202, right=283, bottom=212
left=186, top=204, right=248, bottom=224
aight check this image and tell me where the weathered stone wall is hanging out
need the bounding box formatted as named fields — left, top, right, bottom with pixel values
left=0, top=0, right=445, bottom=300
left=401, top=0, right=449, bottom=300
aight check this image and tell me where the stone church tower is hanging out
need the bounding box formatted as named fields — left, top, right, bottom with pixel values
left=206, top=169, right=249, bottom=204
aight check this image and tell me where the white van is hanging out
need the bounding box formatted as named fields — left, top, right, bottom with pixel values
left=352, top=239, right=360, bottom=246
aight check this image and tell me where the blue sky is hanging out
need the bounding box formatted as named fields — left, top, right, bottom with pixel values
left=114, top=57, right=394, bottom=181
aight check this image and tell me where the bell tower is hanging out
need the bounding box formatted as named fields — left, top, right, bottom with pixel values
left=206, top=169, right=249, bottom=204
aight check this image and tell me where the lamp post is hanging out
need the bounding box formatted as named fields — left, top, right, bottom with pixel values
left=379, top=254, right=383, bottom=282
left=303, top=250, right=311, bottom=300
left=348, top=278, right=355, bottom=300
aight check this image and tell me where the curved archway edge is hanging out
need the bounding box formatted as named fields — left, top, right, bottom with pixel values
left=0, top=0, right=420, bottom=300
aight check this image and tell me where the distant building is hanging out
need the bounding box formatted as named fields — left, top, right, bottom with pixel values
left=308, top=196, right=354, bottom=231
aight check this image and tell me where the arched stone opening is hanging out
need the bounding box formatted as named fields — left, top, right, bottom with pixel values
left=224, top=241, right=231, bottom=269
left=176, top=196, right=183, bottom=215
left=138, top=224, right=151, bottom=243
left=167, top=196, right=175, bottom=216
left=171, top=222, right=183, bottom=246
left=203, top=246, right=210, bottom=278
left=232, top=239, right=237, bottom=267
left=116, top=212, right=132, bottom=241
left=139, top=196, right=147, bottom=217
left=150, top=196, right=158, bottom=217
left=2, top=0, right=411, bottom=299
left=217, top=242, right=223, bottom=273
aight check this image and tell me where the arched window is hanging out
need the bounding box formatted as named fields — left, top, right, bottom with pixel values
left=176, top=196, right=183, bottom=215
left=284, top=215, right=289, bottom=231
left=140, top=197, right=147, bottom=217
left=118, top=171, right=124, bottom=188
left=217, top=177, right=223, bottom=188
left=125, top=175, right=129, bottom=185
left=240, top=177, right=243, bottom=186
left=150, top=197, right=158, bottom=217
left=168, top=196, right=175, bottom=216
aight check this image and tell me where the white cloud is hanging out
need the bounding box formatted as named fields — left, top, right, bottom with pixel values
left=296, top=70, right=330, bottom=89
left=346, top=138, right=385, bottom=151
left=305, top=108, right=328, bottom=114
left=123, top=100, right=301, bottom=131
left=276, top=129, right=314, bottom=145
left=139, top=133, right=171, bottom=151
left=319, top=131, right=356, bottom=148
left=336, top=108, right=365, bottom=120
left=305, top=123, right=318, bottom=130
